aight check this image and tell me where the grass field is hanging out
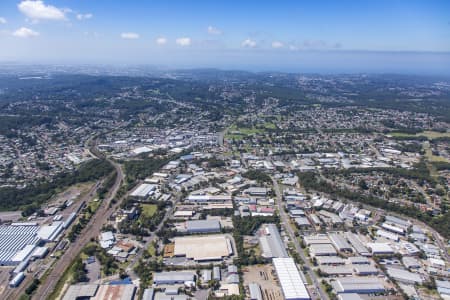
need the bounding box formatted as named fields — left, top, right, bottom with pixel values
left=225, top=124, right=265, bottom=140
left=146, top=243, right=156, bottom=256
left=390, top=130, right=450, bottom=140
left=140, top=204, right=157, bottom=218
left=263, top=122, right=277, bottom=129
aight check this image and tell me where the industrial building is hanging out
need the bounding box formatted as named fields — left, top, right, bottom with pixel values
left=130, top=183, right=157, bottom=199
left=345, top=233, right=370, bottom=256
left=38, top=222, right=64, bottom=242
left=272, top=258, right=310, bottom=300
left=320, top=266, right=353, bottom=276
left=316, top=256, right=345, bottom=265
left=366, top=243, right=394, bottom=255
left=259, top=224, right=289, bottom=258
left=353, top=264, right=379, bottom=275
left=63, top=284, right=99, bottom=300
left=244, top=187, right=269, bottom=196
left=173, top=235, right=233, bottom=261
left=0, top=223, right=41, bottom=266
left=153, top=271, right=196, bottom=285
left=249, top=283, right=263, bottom=300
left=348, top=256, right=369, bottom=265
left=332, top=277, right=386, bottom=294
left=402, top=256, right=421, bottom=269
left=338, top=294, right=364, bottom=300
left=328, top=233, right=352, bottom=252
left=386, top=267, right=423, bottom=285
left=63, top=283, right=136, bottom=300
left=186, top=194, right=232, bottom=204
left=185, top=220, right=221, bottom=233
left=309, top=244, right=337, bottom=256
left=303, top=234, right=331, bottom=245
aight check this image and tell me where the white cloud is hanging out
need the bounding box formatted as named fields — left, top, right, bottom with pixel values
left=289, top=45, right=298, bottom=51
left=120, top=32, right=140, bottom=39
left=207, top=25, right=222, bottom=35
left=0, top=17, right=7, bottom=24
left=156, top=37, right=167, bottom=45
left=241, top=38, right=257, bottom=48
left=76, top=13, right=93, bottom=20
left=176, top=37, right=191, bottom=46
left=272, top=41, right=284, bottom=49
left=18, top=0, right=66, bottom=21
left=13, top=27, right=39, bottom=38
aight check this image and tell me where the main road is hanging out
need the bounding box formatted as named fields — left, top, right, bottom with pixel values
left=271, top=176, right=329, bottom=300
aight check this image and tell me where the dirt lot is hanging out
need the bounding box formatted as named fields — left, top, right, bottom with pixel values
left=242, top=264, right=283, bottom=300
left=0, top=268, right=12, bottom=295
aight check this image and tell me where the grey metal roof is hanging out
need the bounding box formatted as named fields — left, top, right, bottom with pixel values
left=259, top=224, right=288, bottom=258
left=249, top=283, right=263, bottom=300
left=186, top=220, right=220, bottom=232
left=153, top=271, right=195, bottom=284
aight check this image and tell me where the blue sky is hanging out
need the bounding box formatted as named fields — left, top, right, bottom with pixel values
left=0, top=0, right=449, bottom=73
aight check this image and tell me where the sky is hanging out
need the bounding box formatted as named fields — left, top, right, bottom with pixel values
left=0, top=0, right=450, bottom=74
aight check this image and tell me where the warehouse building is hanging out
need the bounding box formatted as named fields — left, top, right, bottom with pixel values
left=345, top=233, right=370, bottom=256
left=402, top=256, right=421, bottom=269
left=376, top=229, right=399, bottom=242
left=332, top=277, right=386, bottom=294
left=153, top=271, right=196, bottom=285
left=294, top=217, right=311, bottom=228
left=0, top=223, right=41, bottom=266
left=382, top=222, right=406, bottom=235
left=384, top=216, right=410, bottom=229
left=186, top=220, right=221, bottom=233
left=173, top=235, right=233, bottom=261
left=309, top=244, right=337, bottom=257
left=386, top=267, right=423, bottom=285
left=320, top=266, right=353, bottom=276
left=273, top=258, right=310, bottom=300
left=244, top=187, right=269, bottom=196
left=130, top=183, right=157, bottom=199
left=63, top=284, right=99, bottom=300
left=353, top=264, right=379, bottom=276
left=338, top=294, right=364, bottom=300
left=316, top=256, right=345, bottom=265
left=38, top=222, right=64, bottom=242
left=186, top=194, right=232, bottom=204
left=328, top=233, right=352, bottom=253
left=367, top=243, right=394, bottom=256
left=304, top=234, right=331, bottom=246
left=249, top=283, right=263, bottom=300
left=348, top=256, right=370, bottom=265
left=436, top=280, right=450, bottom=299
left=259, top=224, right=289, bottom=258
left=63, top=283, right=138, bottom=300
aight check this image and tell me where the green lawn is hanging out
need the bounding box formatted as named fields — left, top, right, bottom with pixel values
left=263, top=122, right=277, bottom=129
left=225, top=122, right=261, bottom=141
left=146, top=243, right=156, bottom=256
left=140, top=204, right=157, bottom=218
left=389, top=130, right=450, bottom=140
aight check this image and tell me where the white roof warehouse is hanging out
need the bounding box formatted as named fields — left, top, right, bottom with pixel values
left=273, top=257, right=310, bottom=300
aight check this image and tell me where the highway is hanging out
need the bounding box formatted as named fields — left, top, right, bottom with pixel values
left=32, top=157, right=124, bottom=300
left=271, top=176, right=329, bottom=300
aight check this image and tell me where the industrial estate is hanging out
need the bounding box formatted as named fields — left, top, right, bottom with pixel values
left=0, top=69, right=450, bottom=300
